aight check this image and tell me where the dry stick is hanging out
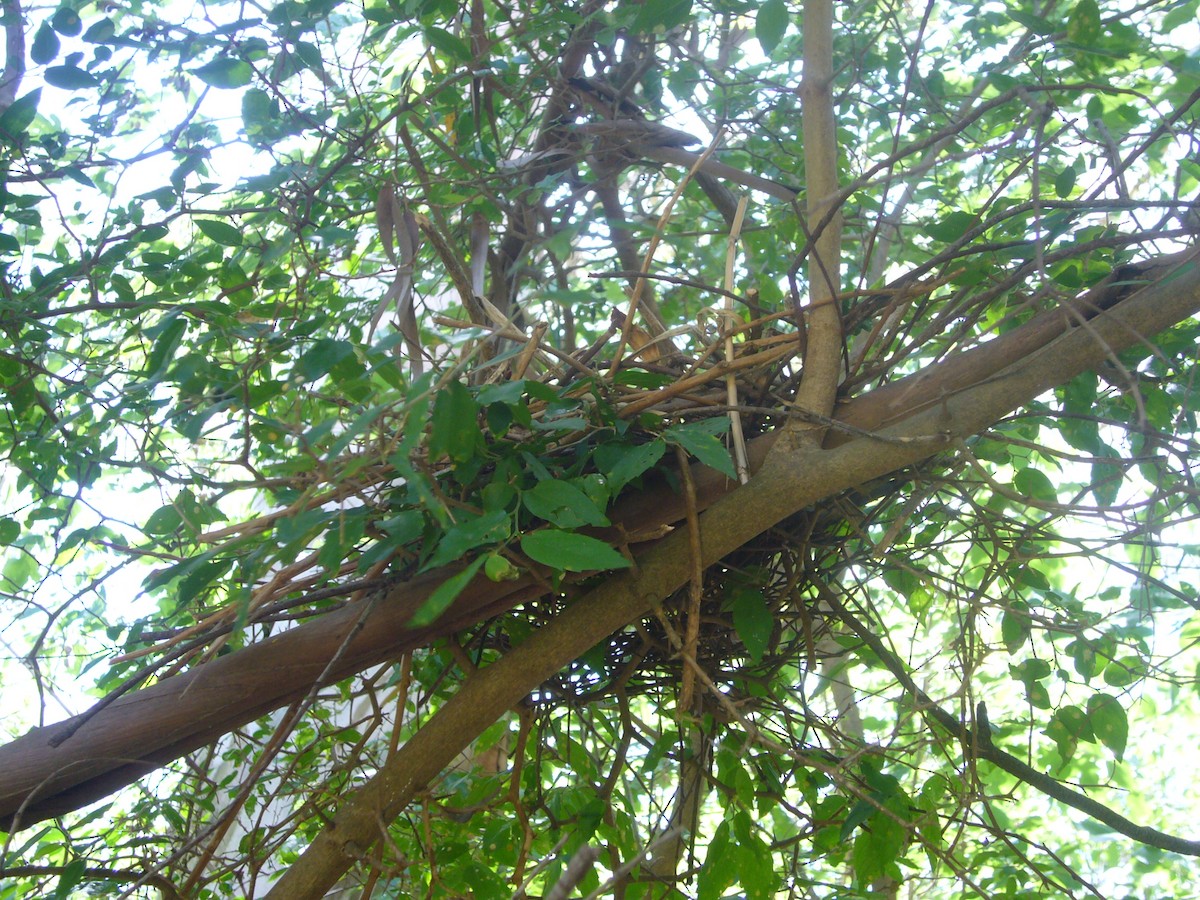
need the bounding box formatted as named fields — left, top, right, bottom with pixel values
left=616, top=339, right=799, bottom=418
left=676, top=444, right=704, bottom=718
left=722, top=195, right=752, bottom=484
left=511, top=322, right=548, bottom=380
left=544, top=846, right=602, bottom=900
left=580, top=827, right=685, bottom=900
left=264, top=259, right=1200, bottom=898
left=610, top=131, right=727, bottom=375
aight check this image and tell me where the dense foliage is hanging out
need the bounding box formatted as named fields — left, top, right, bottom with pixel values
left=2, top=0, right=1200, bottom=896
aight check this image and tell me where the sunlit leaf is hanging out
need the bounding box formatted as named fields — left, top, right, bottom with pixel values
left=755, top=0, right=789, bottom=55
left=1013, top=467, right=1057, bottom=503
left=423, top=26, right=472, bottom=62
left=195, top=218, right=244, bottom=246
left=193, top=57, right=253, bottom=89
left=1067, top=0, right=1102, bottom=45
left=1086, top=693, right=1128, bottom=761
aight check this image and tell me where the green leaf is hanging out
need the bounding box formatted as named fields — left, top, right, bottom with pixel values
left=1069, top=638, right=1100, bottom=680
left=294, top=338, right=355, bottom=383
left=698, top=820, right=736, bottom=900
left=728, top=586, right=772, bottom=663
left=663, top=421, right=736, bottom=478
left=1086, top=693, right=1128, bottom=761
left=193, top=57, right=254, bottom=89
left=595, top=439, right=665, bottom=494
left=523, top=479, right=610, bottom=528
left=424, top=509, right=510, bottom=571
left=0, top=89, right=40, bottom=142
left=1013, top=467, right=1057, bottom=502
left=1102, top=655, right=1144, bottom=687
left=195, top=217, right=243, bottom=246
left=520, top=529, right=631, bottom=572
left=145, top=316, right=187, bottom=378
left=423, top=26, right=473, bottom=62
left=429, top=381, right=484, bottom=464
left=1164, top=0, right=1200, bottom=32
left=410, top=557, right=486, bottom=627
left=851, top=797, right=907, bottom=887
left=53, top=858, right=86, bottom=900
left=755, top=0, right=788, bottom=55
left=1000, top=602, right=1030, bottom=653
left=318, top=510, right=368, bottom=572
left=143, top=504, right=184, bottom=536
left=0, top=517, right=19, bottom=546
left=241, top=88, right=277, bottom=134
left=178, top=557, right=232, bottom=608
left=631, top=0, right=694, bottom=32
left=1067, top=0, right=1101, bottom=46
left=1054, top=165, right=1077, bottom=198
left=44, top=65, right=98, bottom=90
left=82, top=18, right=116, bottom=43
left=926, top=210, right=977, bottom=242
left=50, top=6, right=82, bottom=36
left=1091, top=453, right=1123, bottom=507
left=31, top=22, right=61, bottom=65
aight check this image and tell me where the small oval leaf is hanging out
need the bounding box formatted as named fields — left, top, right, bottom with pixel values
left=44, top=65, right=98, bottom=90
left=195, top=217, right=243, bottom=246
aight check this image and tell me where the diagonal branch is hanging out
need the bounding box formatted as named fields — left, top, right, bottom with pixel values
left=265, top=254, right=1200, bottom=897
left=819, top=586, right=1200, bottom=857
left=1, top=250, right=1196, bottom=833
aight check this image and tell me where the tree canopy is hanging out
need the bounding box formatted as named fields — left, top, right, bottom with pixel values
left=2, top=0, right=1200, bottom=896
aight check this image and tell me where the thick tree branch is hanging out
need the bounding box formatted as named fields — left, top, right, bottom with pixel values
left=266, top=253, right=1200, bottom=897
left=1, top=250, right=1196, bottom=833
left=777, top=0, right=843, bottom=454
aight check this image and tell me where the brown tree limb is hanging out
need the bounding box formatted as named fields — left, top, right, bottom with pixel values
left=0, top=249, right=1196, bottom=833
left=265, top=254, right=1200, bottom=897
left=0, top=0, right=24, bottom=115
left=775, top=0, right=844, bottom=457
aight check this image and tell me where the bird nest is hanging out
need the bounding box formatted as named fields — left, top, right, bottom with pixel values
left=401, top=307, right=877, bottom=709
left=125, top=301, right=882, bottom=710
